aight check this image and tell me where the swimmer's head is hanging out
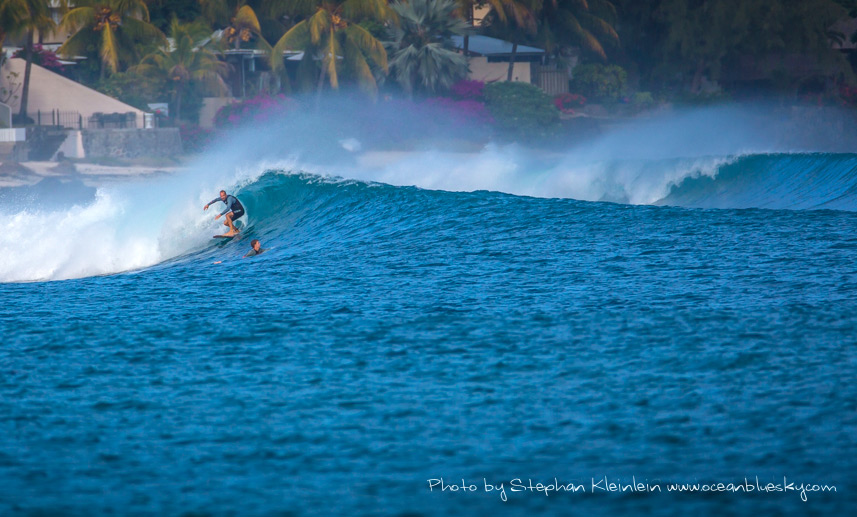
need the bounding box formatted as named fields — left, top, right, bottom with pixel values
left=251, top=239, right=260, bottom=251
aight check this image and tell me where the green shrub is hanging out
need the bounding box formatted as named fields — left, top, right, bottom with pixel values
left=571, top=64, right=628, bottom=103
left=631, top=91, right=655, bottom=110
left=672, top=89, right=732, bottom=106
left=483, top=81, right=560, bottom=140
left=96, top=71, right=167, bottom=112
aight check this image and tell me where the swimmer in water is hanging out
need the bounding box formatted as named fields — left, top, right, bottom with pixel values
left=244, top=239, right=267, bottom=258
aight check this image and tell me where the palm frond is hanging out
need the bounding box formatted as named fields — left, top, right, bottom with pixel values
left=56, top=28, right=93, bottom=58
left=59, top=6, right=95, bottom=33
left=123, top=17, right=168, bottom=47
left=265, top=0, right=318, bottom=18
left=342, top=0, right=395, bottom=23
left=101, top=23, right=120, bottom=72
left=344, top=23, right=387, bottom=71
left=271, top=20, right=311, bottom=70
left=326, top=34, right=341, bottom=89
left=560, top=9, right=606, bottom=59
left=343, top=36, right=377, bottom=95
left=308, top=8, right=331, bottom=45
left=578, top=10, right=619, bottom=44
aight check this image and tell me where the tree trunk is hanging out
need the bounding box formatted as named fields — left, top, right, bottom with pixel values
left=18, top=29, right=34, bottom=121
left=506, top=42, right=518, bottom=82
left=463, top=3, right=473, bottom=56
left=316, top=56, right=328, bottom=101
left=175, top=89, right=182, bottom=124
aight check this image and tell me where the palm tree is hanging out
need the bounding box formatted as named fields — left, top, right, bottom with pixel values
left=454, top=0, right=533, bottom=56
left=199, top=0, right=251, bottom=28
left=217, top=4, right=269, bottom=51
left=269, top=0, right=391, bottom=95
left=0, top=0, right=28, bottom=56
left=132, top=18, right=229, bottom=122
left=58, top=0, right=166, bottom=78
left=386, top=0, right=470, bottom=96
left=535, top=0, right=618, bottom=61
left=481, top=0, right=538, bottom=81
left=15, top=0, right=55, bottom=121
left=202, top=2, right=272, bottom=98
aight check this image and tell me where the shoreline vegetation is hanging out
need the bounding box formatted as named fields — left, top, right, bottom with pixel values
left=4, top=1, right=857, bottom=164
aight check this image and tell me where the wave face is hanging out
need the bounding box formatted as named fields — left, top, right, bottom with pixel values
left=660, top=153, right=857, bottom=210
left=3, top=150, right=857, bottom=282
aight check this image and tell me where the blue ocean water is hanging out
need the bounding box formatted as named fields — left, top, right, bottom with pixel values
left=1, top=148, right=856, bottom=515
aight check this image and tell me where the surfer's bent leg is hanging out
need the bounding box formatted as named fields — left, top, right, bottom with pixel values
left=229, top=208, right=244, bottom=234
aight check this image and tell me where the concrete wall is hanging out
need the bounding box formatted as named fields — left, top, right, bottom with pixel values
left=0, top=128, right=25, bottom=142
left=467, top=57, right=532, bottom=83
left=199, top=97, right=234, bottom=129
left=2, top=58, right=146, bottom=123
left=55, top=130, right=84, bottom=159
left=82, top=128, right=183, bottom=158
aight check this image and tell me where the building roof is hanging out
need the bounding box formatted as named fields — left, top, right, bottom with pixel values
left=2, top=58, right=145, bottom=119
left=451, top=35, right=544, bottom=56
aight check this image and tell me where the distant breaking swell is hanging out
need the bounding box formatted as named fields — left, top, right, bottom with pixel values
left=657, top=152, right=857, bottom=210
left=2, top=152, right=857, bottom=282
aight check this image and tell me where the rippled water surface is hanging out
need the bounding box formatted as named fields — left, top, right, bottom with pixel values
left=2, top=167, right=856, bottom=516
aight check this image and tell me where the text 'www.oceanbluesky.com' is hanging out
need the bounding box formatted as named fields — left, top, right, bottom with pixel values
left=426, top=477, right=836, bottom=502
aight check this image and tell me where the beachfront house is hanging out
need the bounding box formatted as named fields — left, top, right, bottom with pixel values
left=0, top=56, right=178, bottom=161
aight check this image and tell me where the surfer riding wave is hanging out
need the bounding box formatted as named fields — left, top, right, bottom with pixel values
left=205, top=190, right=244, bottom=237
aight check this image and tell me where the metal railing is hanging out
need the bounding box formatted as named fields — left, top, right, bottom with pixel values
left=33, top=110, right=140, bottom=129
left=88, top=112, right=138, bottom=129
left=34, top=109, right=86, bottom=129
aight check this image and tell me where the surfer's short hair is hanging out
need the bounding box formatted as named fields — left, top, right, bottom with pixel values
left=220, top=190, right=227, bottom=195
left=251, top=239, right=259, bottom=247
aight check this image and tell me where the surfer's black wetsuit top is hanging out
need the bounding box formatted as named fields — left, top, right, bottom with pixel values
left=209, top=195, right=244, bottom=218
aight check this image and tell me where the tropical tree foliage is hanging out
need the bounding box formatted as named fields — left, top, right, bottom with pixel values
left=536, top=0, right=619, bottom=61
left=0, top=0, right=28, bottom=55
left=133, top=18, right=229, bottom=121
left=480, top=0, right=539, bottom=80
left=454, top=0, right=535, bottom=55
left=269, top=0, right=392, bottom=94
left=386, top=0, right=470, bottom=96
left=615, top=0, right=851, bottom=93
left=58, top=0, right=166, bottom=77
left=200, top=0, right=246, bottom=28
left=199, top=1, right=271, bottom=53
left=11, top=0, right=56, bottom=120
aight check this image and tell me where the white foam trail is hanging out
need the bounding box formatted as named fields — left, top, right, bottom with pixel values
left=0, top=157, right=300, bottom=282
left=346, top=144, right=737, bottom=204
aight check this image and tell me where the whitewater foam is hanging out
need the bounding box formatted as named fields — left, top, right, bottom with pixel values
left=0, top=158, right=300, bottom=282
left=347, top=144, right=737, bottom=204
left=1, top=191, right=160, bottom=282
